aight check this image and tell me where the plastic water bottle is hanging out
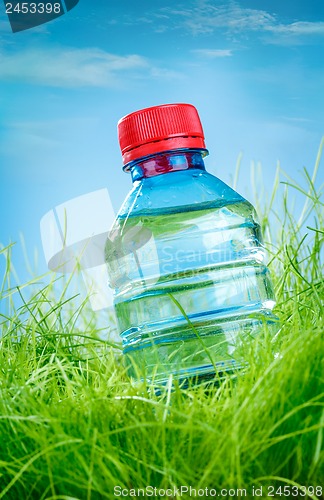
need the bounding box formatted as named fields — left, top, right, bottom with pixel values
left=105, top=103, right=277, bottom=384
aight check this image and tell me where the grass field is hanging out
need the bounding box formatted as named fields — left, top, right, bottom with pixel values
left=0, top=146, right=323, bottom=499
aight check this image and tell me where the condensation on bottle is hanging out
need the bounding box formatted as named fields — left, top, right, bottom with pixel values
left=105, top=103, right=277, bottom=384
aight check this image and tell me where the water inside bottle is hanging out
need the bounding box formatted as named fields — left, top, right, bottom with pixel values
left=106, top=198, right=277, bottom=383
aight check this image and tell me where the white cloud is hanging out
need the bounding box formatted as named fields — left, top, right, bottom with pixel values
left=0, top=46, right=184, bottom=87
left=192, top=49, right=233, bottom=58
left=269, top=21, right=324, bottom=36
left=156, top=2, right=324, bottom=44
left=0, top=47, right=149, bottom=87
left=159, top=3, right=275, bottom=35
left=281, top=116, right=312, bottom=124
left=264, top=21, right=324, bottom=44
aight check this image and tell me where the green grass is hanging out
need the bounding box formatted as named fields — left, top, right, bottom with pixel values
left=0, top=144, right=323, bottom=499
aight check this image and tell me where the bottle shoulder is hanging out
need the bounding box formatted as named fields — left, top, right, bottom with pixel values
left=117, top=169, right=249, bottom=218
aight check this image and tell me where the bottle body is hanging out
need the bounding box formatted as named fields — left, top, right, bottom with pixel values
left=106, top=150, right=277, bottom=383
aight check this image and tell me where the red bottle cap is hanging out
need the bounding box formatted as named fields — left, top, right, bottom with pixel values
left=118, top=103, right=206, bottom=166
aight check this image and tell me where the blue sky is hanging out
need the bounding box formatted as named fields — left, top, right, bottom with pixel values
left=0, top=0, right=324, bottom=286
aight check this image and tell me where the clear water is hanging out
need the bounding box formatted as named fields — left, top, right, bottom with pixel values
left=106, top=199, right=277, bottom=383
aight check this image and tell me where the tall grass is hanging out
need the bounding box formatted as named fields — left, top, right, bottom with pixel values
left=0, top=145, right=323, bottom=499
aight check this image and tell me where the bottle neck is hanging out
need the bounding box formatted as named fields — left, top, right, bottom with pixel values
left=127, top=149, right=208, bottom=182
